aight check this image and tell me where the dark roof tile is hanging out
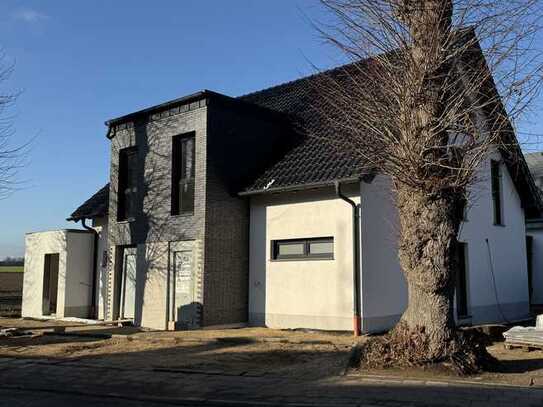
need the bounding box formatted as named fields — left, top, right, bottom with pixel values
left=67, top=184, right=109, bottom=221
left=239, top=64, right=366, bottom=193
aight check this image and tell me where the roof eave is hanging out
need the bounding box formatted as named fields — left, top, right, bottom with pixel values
left=238, top=176, right=364, bottom=197
left=105, top=89, right=218, bottom=128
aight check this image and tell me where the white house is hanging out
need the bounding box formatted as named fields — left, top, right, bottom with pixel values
left=22, top=49, right=541, bottom=332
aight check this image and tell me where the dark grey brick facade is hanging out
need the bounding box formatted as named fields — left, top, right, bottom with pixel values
left=105, top=93, right=288, bottom=329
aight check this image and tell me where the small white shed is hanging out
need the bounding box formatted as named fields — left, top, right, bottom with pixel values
left=22, top=229, right=94, bottom=319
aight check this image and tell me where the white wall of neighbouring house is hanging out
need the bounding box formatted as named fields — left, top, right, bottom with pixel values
left=526, top=225, right=543, bottom=305
left=359, top=151, right=531, bottom=333
left=249, top=186, right=359, bottom=331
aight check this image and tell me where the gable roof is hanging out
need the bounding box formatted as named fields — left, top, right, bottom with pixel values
left=239, top=53, right=542, bottom=216
left=67, top=184, right=109, bottom=222
left=69, top=48, right=542, bottom=219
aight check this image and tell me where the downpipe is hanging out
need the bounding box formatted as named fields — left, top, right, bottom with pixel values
left=81, top=218, right=99, bottom=320
left=335, top=181, right=362, bottom=336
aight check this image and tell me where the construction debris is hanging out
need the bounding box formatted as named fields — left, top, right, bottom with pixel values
left=503, top=318, right=543, bottom=351
left=0, top=328, right=32, bottom=337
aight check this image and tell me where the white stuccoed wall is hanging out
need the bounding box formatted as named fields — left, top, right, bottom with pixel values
left=249, top=186, right=359, bottom=331
left=360, top=152, right=530, bottom=332
left=457, top=154, right=530, bottom=324
left=22, top=231, right=68, bottom=318
left=64, top=232, right=94, bottom=318
left=359, top=175, right=406, bottom=332
left=92, top=217, right=109, bottom=320
left=22, top=230, right=94, bottom=319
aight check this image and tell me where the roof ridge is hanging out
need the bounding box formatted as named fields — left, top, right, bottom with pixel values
left=238, top=58, right=365, bottom=100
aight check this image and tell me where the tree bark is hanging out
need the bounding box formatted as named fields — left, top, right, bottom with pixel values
left=395, top=184, right=459, bottom=360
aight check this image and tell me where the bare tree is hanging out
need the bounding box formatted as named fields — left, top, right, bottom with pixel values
left=0, top=53, right=23, bottom=199
left=315, top=0, right=543, bottom=373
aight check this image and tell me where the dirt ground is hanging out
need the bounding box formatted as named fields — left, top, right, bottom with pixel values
left=0, top=317, right=355, bottom=379
left=351, top=340, right=543, bottom=388
left=3, top=317, right=543, bottom=387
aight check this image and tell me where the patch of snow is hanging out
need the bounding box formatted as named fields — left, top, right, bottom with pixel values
left=59, top=317, right=101, bottom=325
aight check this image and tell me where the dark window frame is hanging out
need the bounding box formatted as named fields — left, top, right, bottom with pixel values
left=171, top=132, right=196, bottom=216
left=271, top=237, right=334, bottom=261
left=491, top=159, right=503, bottom=226
left=117, top=147, right=138, bottom=222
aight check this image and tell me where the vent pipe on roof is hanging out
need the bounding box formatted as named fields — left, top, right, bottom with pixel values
left=335, top=181, right=362, bottom=336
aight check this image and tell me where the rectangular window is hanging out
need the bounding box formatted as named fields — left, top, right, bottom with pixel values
left=117, top=147, right=138, bottom=221
left=271, top=237, right=334, bottom=260
left=172, top=133, right=195, bottom=215
left=491, top=160, right=503, bottom=225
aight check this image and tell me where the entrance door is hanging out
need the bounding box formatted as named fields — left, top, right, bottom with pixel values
left=42, top=253, right=59, bottom=316
left=173, top=250, right=196, bottom=328
left=120, top=248, right=137, bottom=320
left=455, top=243, right=469, bottom=319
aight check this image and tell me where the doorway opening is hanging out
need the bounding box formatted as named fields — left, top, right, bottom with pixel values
left=172, top=249, right=197, bottom=329
left=119, top=247, right=137, bottom=320
left=42, top=253, right=60, bottom=316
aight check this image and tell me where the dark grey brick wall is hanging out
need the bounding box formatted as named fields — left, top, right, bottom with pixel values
left=106, top=103, right=209, bottom=323
left=108, top=105, right=208, bottom=247
left=105, top=94, right=290, bottom=328
left=202, top=99, right=290, bottom=326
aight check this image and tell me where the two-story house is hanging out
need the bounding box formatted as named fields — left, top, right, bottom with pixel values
left=22, top=46, right=541, bottom=333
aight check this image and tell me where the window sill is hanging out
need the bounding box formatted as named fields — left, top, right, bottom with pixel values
left=270, top=257, right=334, bottom=262
left=171, top=212, right=194, bottom=218
left=493, top=223, right=506, bottom=227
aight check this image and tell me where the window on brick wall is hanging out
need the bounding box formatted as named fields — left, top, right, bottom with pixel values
left=117, top=147, right=138, bottom=221
left=172, top=133, right=195, bottom=215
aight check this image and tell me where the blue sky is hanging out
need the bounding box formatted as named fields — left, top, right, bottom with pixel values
left=1, top=1, right=542, bottom=259
left=0, top=0, right=342, bottom=259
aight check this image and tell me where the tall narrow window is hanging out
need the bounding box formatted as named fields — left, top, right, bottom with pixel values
left=491, top=160, right=503, bottom=225
left=117, top=147, right=138, bottom=221
left=172, top=133, right=195, bottom=215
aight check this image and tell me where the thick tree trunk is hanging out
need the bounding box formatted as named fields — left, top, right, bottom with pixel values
left=395, top=184, right=459, bottom=360
left=359, top=182, right=492, bottom=374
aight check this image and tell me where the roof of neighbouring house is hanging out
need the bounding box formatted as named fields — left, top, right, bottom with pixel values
left=525, top=152, right=543, bottom=178
left=67, top=183, right=109, bottom=222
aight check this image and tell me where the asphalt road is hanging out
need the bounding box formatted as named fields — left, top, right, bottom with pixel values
left=0, top=389, right=180, bottom=407
left=0, top=388, right=345, bottom=407
left=2, top=357, right=543, bottom=407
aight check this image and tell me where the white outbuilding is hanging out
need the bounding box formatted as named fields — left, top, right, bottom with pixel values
left=22, top=229, right=94, bottom=319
